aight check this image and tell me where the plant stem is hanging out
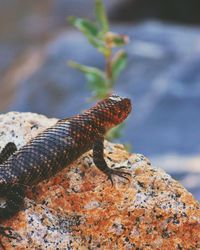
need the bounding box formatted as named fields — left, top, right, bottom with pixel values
left=105, top=50, right=113, bottom=88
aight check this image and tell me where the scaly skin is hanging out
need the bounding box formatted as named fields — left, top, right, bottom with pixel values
left=0, top=94, right=132, bottom=245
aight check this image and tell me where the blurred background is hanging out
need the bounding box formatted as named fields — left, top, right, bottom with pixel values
left=0, top=0, right=199, bottom=200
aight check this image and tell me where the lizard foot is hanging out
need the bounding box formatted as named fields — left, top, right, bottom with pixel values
left=111, top=165, right=130, bottom=170
left=106, top=167, right=131, bottom=186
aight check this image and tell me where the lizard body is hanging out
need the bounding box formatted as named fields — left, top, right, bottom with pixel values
left=0, top=94, right=131, bottom=245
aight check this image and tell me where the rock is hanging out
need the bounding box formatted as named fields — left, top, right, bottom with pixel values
left=0, top=112, right=199, bottom=249
left=0, top=112, right=57, bottom=151
left=152, top=154, right=200, bottom=201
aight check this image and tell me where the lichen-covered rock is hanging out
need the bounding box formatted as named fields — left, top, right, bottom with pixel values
left=0, top=112, right=199, bottom=250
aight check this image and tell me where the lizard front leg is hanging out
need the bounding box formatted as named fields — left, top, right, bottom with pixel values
left=93, top=138, right=131, bottom=185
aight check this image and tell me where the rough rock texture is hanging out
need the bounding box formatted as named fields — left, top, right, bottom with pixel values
left=0, top=112, right=199, bottom=250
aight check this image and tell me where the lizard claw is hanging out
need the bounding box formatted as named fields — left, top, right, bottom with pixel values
left=113, top=165, right=129, bottom=170
left=107, top=168, right=131, bottom=186
left=107, top=175, right=114, bottom=187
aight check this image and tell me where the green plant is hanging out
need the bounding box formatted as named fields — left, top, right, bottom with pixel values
left=68, top=0, right=129, bottom=140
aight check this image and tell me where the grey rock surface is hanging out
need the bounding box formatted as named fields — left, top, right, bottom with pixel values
left=0, top=112, right=199, bottom=249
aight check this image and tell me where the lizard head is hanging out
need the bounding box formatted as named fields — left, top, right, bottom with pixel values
left=107, top=94, right=132, bottom=126
left=90, top=94, right=132, bottom=132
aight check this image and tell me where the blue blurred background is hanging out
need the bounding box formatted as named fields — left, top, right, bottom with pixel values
left=0, top=0, right=199, bottom=200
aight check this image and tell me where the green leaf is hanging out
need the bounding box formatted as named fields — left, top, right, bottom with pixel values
left=86, top=73, right=109, bottom=99
left=105, top=32, right=129, bottom=48
left=106, top=123, right=125, bottom=140
left=98, top=47, right=111, bottom=57
left=68, top=61, right=109, bottom=98
left=95, top=0, right=109, bottom=33
left=112, top=35, right=129, bottom=46
left=68, top=16, right=105, bottom=50
left=124, top=143, right=132, bottom=152
left=68, top=61, right=104, bottom=76
left=111, top=50, right=127, bottom=81
left=84, top=70, right=109, bottom=98
left=68, top=16, right=99, bottom=36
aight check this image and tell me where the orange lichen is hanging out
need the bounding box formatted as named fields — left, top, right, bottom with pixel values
left=0, top=140, right=199, bottom=249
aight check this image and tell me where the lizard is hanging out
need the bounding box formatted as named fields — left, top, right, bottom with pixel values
left=0, top=94, right=132, bottom=248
